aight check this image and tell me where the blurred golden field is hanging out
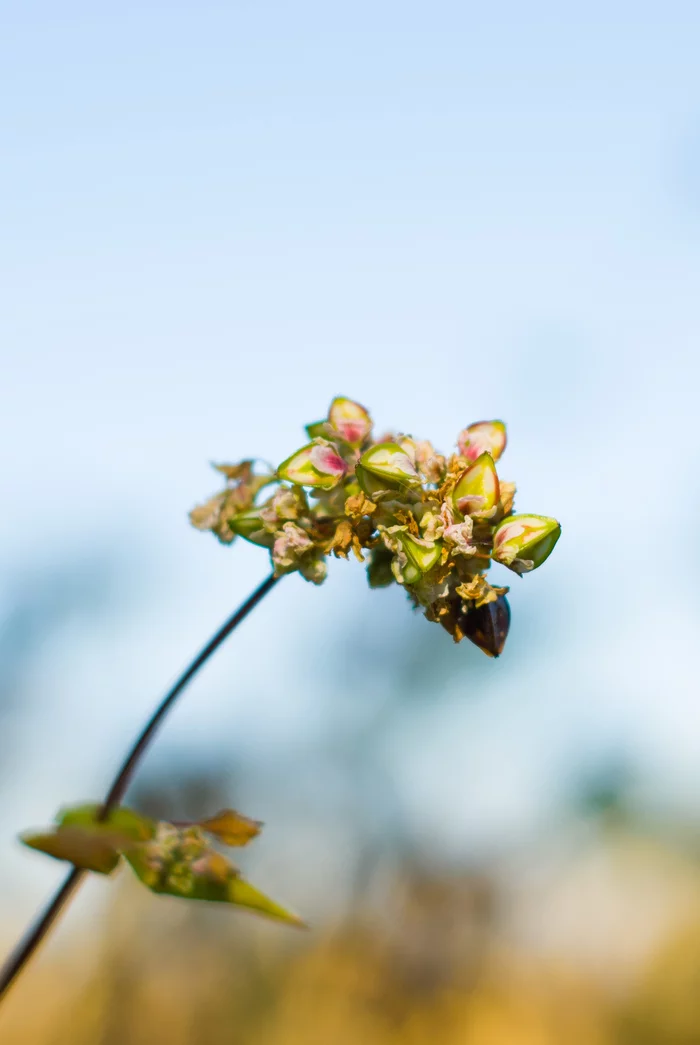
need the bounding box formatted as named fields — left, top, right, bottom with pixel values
left=4, top=809, right=700, bottom=1045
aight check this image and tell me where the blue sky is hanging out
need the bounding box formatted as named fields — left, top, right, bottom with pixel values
left=1, top=2, right=699, bottom=920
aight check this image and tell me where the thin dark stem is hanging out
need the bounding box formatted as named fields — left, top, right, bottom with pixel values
left=102, top=572, right=278, bottom=808
left=0, top=572, right=280, bottom=1004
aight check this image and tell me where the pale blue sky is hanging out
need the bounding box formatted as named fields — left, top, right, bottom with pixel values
left=1, top=2, right=699, bottom=921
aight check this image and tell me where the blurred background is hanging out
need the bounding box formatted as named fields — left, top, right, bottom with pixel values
left=1, top=2, right=699, bottom=1042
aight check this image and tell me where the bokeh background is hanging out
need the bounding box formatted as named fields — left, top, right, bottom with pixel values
left=1, top=3, right=699, bottom=1042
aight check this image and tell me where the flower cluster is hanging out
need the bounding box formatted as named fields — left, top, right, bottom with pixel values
left=191, top=398, right=561, bottom=656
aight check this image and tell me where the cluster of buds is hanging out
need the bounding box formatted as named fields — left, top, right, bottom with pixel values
left=23, top=805, right=303, bottom=924
left=134, top=822, right=210, bottom=896
left=191, top=398, right=560, bottom=657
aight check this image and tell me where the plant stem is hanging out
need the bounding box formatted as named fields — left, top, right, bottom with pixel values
left=0, top=572, right=280, bottom=1004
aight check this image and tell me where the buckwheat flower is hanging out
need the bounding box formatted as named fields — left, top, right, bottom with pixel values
left=492, top=514, right=561, bottom=574
left=400, top=533, right=443, bottom=574
left=453, top=452, right=500, bottom=519
left=229, top=508, right=273, bottom=547
left=328, top=397, right=372, bottom=446
left=440, top=501, right=477, bottom=557
left=442, top=520, right=478, bottom=558
left=457, top=420, right=507, bottom=463
left=259, top=487, right=307, bottom=527
left=377, top=525, right=418, bottom=585
left=278, top=440, right=347, bottom=489
left=413, top=440, right=446, bottom=484
left=418, top=509, right=444, bottom=543
left=358, top=442, right=421, bottom=491
left=310, top=443, right=348, bottom=478
left=272, top=522, right=315, bottom=573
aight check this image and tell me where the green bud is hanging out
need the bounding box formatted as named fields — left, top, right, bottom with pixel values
left=492, top=514, right=561, bottom=574
left=358, top=442, right=421, bottom=490
left=400, top=534, right=443, bottom=574
left=453, top=452, right=500, bottom=518
left=278, top=442, right=347, bottom=489
left=355, top=464, right=391, bottom=498
left=401, top=562, right=422, bottom=585
left=229, top=508, right=274, bottom=547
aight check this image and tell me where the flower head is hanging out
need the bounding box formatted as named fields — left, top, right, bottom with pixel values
left=191, top=398, right=561, bottom=655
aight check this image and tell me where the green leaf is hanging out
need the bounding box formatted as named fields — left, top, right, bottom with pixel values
left=58, top=803, right=156, bottom=841
left=305, top=420, right=328, bottom=439
left=22, top=825, right=129, bottom=874
left=22, top=804, right=155, bottom=874
left=226, top=877, right=306, bottom=927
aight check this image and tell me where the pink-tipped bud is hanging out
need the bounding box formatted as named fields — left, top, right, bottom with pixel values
left=492, top=514, right=561, bottom=574
left=457, top=420, right=507, bottom=463
left=278, top=441, right=347, bottom=489
left=328, top=397, right=372, bottom=446
left=309, top=444, right=347, bottom=477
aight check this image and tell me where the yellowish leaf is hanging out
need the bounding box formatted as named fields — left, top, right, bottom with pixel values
left=193, top=809, right=263, bottom=847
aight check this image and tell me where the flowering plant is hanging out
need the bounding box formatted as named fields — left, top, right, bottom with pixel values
left=1, top=397, right=560, bottom=1003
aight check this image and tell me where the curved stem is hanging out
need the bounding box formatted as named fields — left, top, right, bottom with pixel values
left=0, top=572, right=280, bottom=1003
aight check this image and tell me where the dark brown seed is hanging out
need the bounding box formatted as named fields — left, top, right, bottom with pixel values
left=458, top=595, right=511, bottom=657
